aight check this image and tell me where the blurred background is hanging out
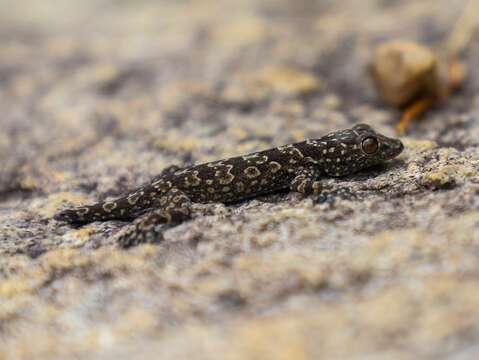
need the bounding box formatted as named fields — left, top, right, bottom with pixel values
left=1, top=1, right=479, bottom=359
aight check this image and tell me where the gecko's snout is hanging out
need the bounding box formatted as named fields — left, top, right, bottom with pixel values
left=390, top=138, right=404, bottom=154
left=378, top=136, right=404, bottom=160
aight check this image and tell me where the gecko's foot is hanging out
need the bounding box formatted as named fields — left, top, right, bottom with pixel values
left=116, top=191, right=192, bottom=248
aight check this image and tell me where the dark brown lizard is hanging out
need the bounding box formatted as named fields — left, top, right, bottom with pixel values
left=54, top=124, right=403, bottom=247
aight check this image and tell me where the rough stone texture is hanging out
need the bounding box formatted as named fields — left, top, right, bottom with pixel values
left=1, top=0, right=479, bottom=359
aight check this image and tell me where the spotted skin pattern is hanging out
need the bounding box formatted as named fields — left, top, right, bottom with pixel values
left=54, top=124, right=403, bottom=247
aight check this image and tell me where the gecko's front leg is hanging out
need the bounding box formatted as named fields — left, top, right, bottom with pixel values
left=290, top=167, right=357, bottom=204
left=117, top=188, right=192, bottom=248
left=289, top=167, right=323, bottom=195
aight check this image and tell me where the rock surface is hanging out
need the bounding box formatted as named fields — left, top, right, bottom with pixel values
left=1, top=0, right=479, bottom=359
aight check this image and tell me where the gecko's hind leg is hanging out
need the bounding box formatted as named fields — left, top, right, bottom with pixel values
left=117, top=188, right=192, bottom=248
left=54, top=166, right=189, bottom=225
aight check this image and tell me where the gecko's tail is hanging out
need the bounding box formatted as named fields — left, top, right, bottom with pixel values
left=54, top=207, right=98, bottom=224
left=54, top=188, right=153, bottom=224
left=53, top=201, right=134, bottom=224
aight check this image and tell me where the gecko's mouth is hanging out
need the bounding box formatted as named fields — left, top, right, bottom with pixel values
left=380, top=137, right=404, bottom=160
left=393, top=139, right=404, bottom=156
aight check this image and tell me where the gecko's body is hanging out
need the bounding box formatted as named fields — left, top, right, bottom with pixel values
left=55, top=124, right=403, bottom=246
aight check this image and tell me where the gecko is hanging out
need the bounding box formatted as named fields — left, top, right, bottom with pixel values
left=54, top=124, right=404, bottom=247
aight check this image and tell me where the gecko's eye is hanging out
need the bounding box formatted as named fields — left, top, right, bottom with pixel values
left=361, top=137, right=379, bottom=154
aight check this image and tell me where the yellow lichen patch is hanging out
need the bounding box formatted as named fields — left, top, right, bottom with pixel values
left=231, top=315, right=307, bottom=360
left=12, top=74, right=35, bottom=97
left=233, top=141, right=268, bottom=155
left=152, top=130, right=210, bottom=153
left=64, top=226, right=97, bottom=246
left=320, top=94, right=342, bottom=109
left=357, top=230, right=421, bottom=267
left=222, top=65, right=321, bottom=104
left=401, top=138, right=438, bottom=152
left=0, top=279, right=34, bottom=298
left=421, top=162, right=476, bottom=190
left=39, top=248, right=94, bottom=270
left=249, top=232, right=276, bottom=247
left=348, top=286, right=418, bottom=338
left=290, top=129, right=307, bottom=141
left=421, top=166, right=459, bottom=189
left=114, top=308, right=159, bottom=338
left=229, top=126, right=249, bottom=141
left=232, top=250, right=330, bottom=297
left=2, top=1, right=479, bottom=359
left=212, top=16, right=268, bottom=50
left=257, top=66, right=321, bottom=95
left=0, top=245, right=161, bottom=295
left=78, top=63, right=121, bottom=86
left=44, top=169, right=71, bottom=184
left=193, top=276, right=236, bottom=298
left=158, top=81, right=212, bottom=113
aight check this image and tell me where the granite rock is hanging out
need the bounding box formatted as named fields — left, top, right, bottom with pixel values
left=1, top=0, right=479, bottom=359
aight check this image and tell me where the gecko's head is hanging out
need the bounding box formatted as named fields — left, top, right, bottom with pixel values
left=351, top=123, right=404, bottom=161
left=318, top=123, right=403, bottom=176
